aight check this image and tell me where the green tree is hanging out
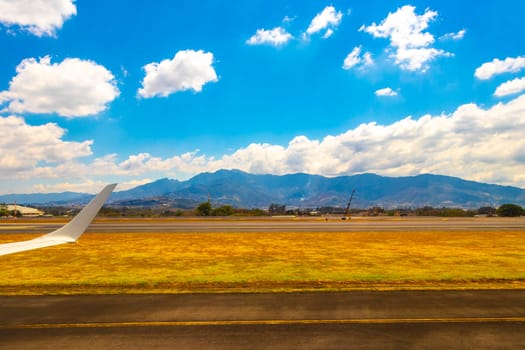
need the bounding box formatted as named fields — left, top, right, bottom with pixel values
left=0, top=203, right=8, bottom=217
left=415, top=206, right=439, bottom=216
left=249, top=208, right=268, bottom=216
left=496, top=204, right=524, bottom=217
left=438, top=208, right=468, bottom=217
left=212, top=205, right=235, bottom=216
left=478, top=206, right=496, bottom=216
left=98, top=207, right=120, bottom=217
left=9, top=209, right=21, bottom=217
left=196, top=202, right=212, bottom=216
left=268, top=203, right=286, bottom=215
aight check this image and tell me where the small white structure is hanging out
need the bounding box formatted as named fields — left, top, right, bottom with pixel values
left=6, top=205, right=44, bottom=217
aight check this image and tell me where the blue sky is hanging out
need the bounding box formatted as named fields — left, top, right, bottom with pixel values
left=1, top=0, right=524, bottom=193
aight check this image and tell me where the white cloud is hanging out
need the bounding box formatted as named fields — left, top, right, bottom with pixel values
left=375, top=87, right=398, bottom=96
left=494, top=77, right=525, bottom=97
left=32, top=178, right=151, bottom=194
left=440, top=29, right=466, bottom=41
left=0, top=56, right=119, bottom=118
left=32, top=180, right=111, bottom=194
left=394, top=47, right=450, bottom=72
left=343, top=47, right=361, bottom=69
left=306, top=6, right=343, bottom=38
left=322, top=28, right=334, bottom=39
left=0, top=115, right=92, bottom=176
left=246, top=27, right=293, bottom=46
left=362, top=52, right=373, bottom=66
left=138, top=50, right=218, bottom=98
left=342, top=46, right=374, bottom=70
left=201, top=94, right=525, bottom=187
left=475, top=56, right=525, bottom=80
left=6, top=94, right=525, bottom=193
left=142, top=94, right=525, bottom=187
left=0, top=0, right=76, bottom=37
left=360, top=5, right=450, bottom=72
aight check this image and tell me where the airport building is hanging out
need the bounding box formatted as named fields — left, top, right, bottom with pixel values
left=6, top=205, right=44, bottom=217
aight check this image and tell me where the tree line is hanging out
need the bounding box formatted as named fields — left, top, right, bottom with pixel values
left=193, top=202, right=525, bottom=217
left=2, top=202, right=523, bottom=218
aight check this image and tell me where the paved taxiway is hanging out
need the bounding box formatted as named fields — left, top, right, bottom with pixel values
left=1, top=291, right=525, bottom=349
left=2, top=216, right=525, bottom=234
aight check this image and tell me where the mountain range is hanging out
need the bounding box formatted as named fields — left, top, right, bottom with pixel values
left=2, top=170, right=525, bottom=209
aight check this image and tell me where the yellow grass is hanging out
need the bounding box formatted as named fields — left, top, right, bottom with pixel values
left=1, top=231, right=525, bottom=294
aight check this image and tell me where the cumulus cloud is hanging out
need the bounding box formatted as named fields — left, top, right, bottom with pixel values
left=137, top=94, right=525, bottom=187
left=306, top=6, right=343, bottom=38
left=0, top=115, right=92, bottom=176
left=342, top=47, right=361, bottom=69
left=138, top=50, right=218, bottom=98
left=6, top=95, right=525, bottom=192
left=375, top=87, right=398, bottom=96
left=0, top=56, right=119, bottom=118
left=475, top=56, right=525, bottom=80
left=201, top=94, right=525, bottom=187
left=32, top=178, right=151, bottom=194
left=32, top=180, right=111, bottom=194
left=360, top=5, right=450, bottom=72
left=246, top=27, right=293, bottom=46
left=440, top=29, right=466, bottom=41
left=494, top=77, right=525, bottom=97
left=322, top=28, right=334, bottom=39
left=342, top=46, right=373, bottom=70
left=0, top=0, right=76, bottom=37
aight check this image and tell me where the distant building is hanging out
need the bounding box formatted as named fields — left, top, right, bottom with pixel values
left=6, top=205, right=44, bottom=217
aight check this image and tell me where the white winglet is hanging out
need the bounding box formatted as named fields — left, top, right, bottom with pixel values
left=0, top=184, right=116, bottom=256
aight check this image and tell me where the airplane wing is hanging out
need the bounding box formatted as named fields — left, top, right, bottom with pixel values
left=0, top=183, right=117, bottom=256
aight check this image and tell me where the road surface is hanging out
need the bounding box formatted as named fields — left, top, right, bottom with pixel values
left=1, top=291, right=525, bottom=349
left=1, top=216, right=525, bottom=234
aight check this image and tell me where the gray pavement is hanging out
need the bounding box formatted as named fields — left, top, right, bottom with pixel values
left=1, top=291, right=525, bottom=349
left=2, top=216, right=525, bottom=234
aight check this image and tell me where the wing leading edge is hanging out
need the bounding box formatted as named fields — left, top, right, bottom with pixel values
left=0, top=184, right=117, bottom=256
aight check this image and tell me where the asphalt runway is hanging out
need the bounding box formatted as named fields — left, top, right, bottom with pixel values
left=1, top=291, right=525, bottom=349
left=1, top=216, right=525, bottom=234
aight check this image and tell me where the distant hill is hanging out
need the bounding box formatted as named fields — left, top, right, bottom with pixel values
left=0, top=191, right=91, bottom=206
left=3, top=170, right=525, bottom=209
left=112, top=170, right=525, bottom=209
left=113, top=178, right=183, bottom=199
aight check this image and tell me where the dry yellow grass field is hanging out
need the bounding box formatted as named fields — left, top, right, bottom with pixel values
left=1, top=230, right=525, bottom=294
